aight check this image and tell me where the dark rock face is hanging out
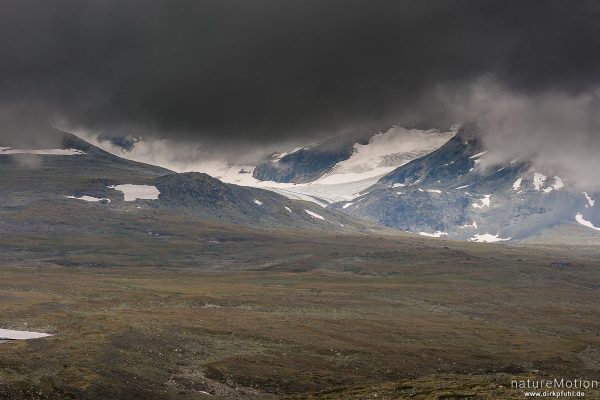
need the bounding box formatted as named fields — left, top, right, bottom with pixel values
left=252, top=132, right=372, bottom=183
left=153, top=172, right=367, bottom=230
left=332, top=128, right=600, bottom=241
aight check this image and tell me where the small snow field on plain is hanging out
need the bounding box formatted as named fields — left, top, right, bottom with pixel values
left=469, top=233, right=511, bottom=243
left=0, top=329, right=52, bottom=340
left=109, top=184, right=160, bottom=201
left=418, top=231, right=447, bottom=238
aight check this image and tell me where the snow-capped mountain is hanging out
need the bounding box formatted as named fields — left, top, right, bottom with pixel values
left=331, top=127, right=600, bottom=242
left=215, top=126, right=456, bottom=206
left=0, top=129, right=376, bottom=234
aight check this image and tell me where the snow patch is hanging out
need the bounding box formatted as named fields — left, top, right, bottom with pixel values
left=512, top=177, right=522, bottom=191
left=469, top=233, right=511, bottom=243
left=305, top=209, right=325, bottom=220
left=472, top=194, right=491, bottom=209
left=425, top=189, right=442, bottom=194
left=575, top=213, right=600, bottom=231
left=253, top=199, right=263, bottom=205
left=419, top=231, right=447, bottom=238
left=270, top=147, right=303, bottom=162
left=284, top=206, right=292, bottom=212
left=461, top=221, right=478, bottom=229
left=583, top=192, right=595, bottom=208
left=542, top=176, right=565, bottom=193
left=0, top=147, right=85, bottom=156
left=317, top=127, right=455, bottom=185
left=342, top=202, right=354, bottom=209
left=469, top=151, right=488, bottom=159
left=391, top=183, right=405, bottom=188
left=65, top=195, right=110, bottom=203
left=0, top=329, right=52, bottom=340
left=533, top=173, right=547, bottom=190
left=454, top=185, right=469, bottom=189
left=109, top=185, right=160, bottom=201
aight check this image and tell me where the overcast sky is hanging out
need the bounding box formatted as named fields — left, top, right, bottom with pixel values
left=1, top=0, right=600, bottom=185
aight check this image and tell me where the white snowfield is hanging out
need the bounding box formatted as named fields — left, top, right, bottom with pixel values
left=512, top=177, right=522, bottom=191
left=460, top=221, right=478, bottom=229
left=469, top=151, right=488, bottom=159
left=209, top=127, right=455, bottom=206
left=0, top=147, right=85, bottom=156
left=305, top=209, right=325, bottom=220
left=575, top=213, right=600, bottom=232
left=469, top=233, right=511, bottom=243
left=542, top=176, right=565, bottom=193
left=418, top=231, right=447, bottom=238
left=0, top=329, right=52, bottom=340
left=583, top=192, right=595, bottom=208
left=472, top=194, right=492, bottom=209
left=65, top=195, right=110, bottom=203
left=533, top=172, right=547, bottom=190
left=109, top=185, right=160, bottom=201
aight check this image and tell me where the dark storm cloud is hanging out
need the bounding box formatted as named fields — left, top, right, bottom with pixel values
left=1, top=0, right=600, bottom=146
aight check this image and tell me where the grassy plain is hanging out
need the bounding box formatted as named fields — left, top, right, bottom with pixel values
left=1, top=212, right=600, bottom=399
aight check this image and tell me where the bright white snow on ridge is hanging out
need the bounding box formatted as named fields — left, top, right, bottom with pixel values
left=512, top=177, right=522, bottom=191
left=469, top=151, right=488, bottom=159
left=469, top=233, right=511, bottom=243
left=583, top=192, right=595, bottom=208
left=305, top=210, right=325, bottom=220
left=109, top=185, right=160, bottom=201
left=65, top=195, right=110, bottom=203
left=342, top=202, right=354, bottom=209
left=284, top=206, right=292, bottom=212
left=543, top=176, right=565, bottom=193
left=318, top=127, right=455, bottom=185
left=0, top=329, right=51, bottom=340
left=253, top=199, right=263, bottom=205
left=0, top=147, right=84, bottom=156
left=209, top=127, right=455, bottom=206
left=575, top=213, right=600, bottom=232
left=533, top=173, right=547, bottom=190
left=472, top=194, right=491, bottom=209
left=419, top=231, right=447, bottom=238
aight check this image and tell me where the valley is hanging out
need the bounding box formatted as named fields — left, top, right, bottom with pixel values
left=1, top=131, right=599, bottom=399
left=1, top=223, right=600, bottom=399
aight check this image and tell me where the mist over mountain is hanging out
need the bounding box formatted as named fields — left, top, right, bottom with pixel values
left=1, top=1, right=600, bottom=190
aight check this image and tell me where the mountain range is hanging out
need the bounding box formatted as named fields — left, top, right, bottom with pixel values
left=4, top=127, right=599, bottom=243
left=211, top=126, right=600, bottom=243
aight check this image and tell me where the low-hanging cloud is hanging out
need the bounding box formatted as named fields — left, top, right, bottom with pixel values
left=1, top=0, right=600, bottom=186
left=442, top=81, right=600, bottom=189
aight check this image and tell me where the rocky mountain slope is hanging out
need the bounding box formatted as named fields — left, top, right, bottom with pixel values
left=217, top=126, right=455, bottom=205
left=331, top=127, right=600, bottom=242
left=0, top=129, right=377, bottom=234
